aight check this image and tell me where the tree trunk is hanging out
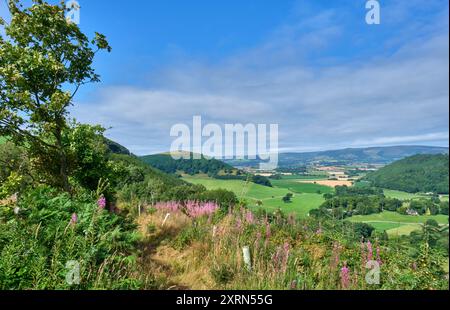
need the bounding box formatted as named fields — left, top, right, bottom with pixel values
left=55, top=121, right=71, bottom=193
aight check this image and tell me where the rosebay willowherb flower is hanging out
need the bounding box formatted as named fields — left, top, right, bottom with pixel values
left=245, top=210, right=255, bottom=224
left=70, top=213, right=78, bottom=226
left=97, top=196, right=106, bottom=209
left=340, top=263, right=350, bottom=289
left=376, top=245, right=382, bottom=265
left=185, top=201, right=219, bottom=218
left=366, top=240, right=373, bottom=262
left=282, top=242, right=290, bottom=273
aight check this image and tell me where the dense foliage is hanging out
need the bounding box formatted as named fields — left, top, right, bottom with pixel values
left=312, top=186, right=448, bottom=219
left=0, top=187, right=142, bottom=289
left=140, top=153, right=236, bottom=176
left=0, top=0, right=111, bottom=192
left=364, top=154, right=449, bottom=194
left=140, top=153, right=272, bottom=187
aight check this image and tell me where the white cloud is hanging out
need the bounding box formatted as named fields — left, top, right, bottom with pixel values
left=72, top=2, right=449, bottom=155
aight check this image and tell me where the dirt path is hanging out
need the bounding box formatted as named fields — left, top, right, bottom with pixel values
left=137, top=212, right=215, bottom=290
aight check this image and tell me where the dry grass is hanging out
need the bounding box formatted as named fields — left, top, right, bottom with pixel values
left=137, top=209, right=216, bottom=289
left=0, top=194, right=17, bottom=207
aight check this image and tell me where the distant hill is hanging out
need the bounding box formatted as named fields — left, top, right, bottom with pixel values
left=363, top=154, right=449, bottom=194
left=140, top=153, right=238, bottom=176
left=224, top=145, right=449, bottom=168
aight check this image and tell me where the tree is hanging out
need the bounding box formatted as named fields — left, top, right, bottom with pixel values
left=282, top=192, right=293, bottom=203
left=0, top=0, right=111, bottom=192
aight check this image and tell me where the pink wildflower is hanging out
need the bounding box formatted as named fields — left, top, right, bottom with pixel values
left=70, top=213, right=78, bottom=226
left=245, top=210, right=255, bottom=224
left=97, top=196, right=106, bottom=209
left=340, top=263, right=350, bottom=289
left=185, top=201, right=219, bottom=218
left=367, top=240, right=373, bottom=262
left=236, top=218, right=242, bottom=232
left=376, top=245, right=382, bottom=265
left=282, top=242, right=290, bottom=273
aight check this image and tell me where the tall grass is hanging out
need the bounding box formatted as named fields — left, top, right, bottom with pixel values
left=139, top=203, right=448, bottom=290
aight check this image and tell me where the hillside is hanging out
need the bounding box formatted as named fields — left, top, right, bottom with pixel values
left=140, top=153, right=238, bottom=176
left=363, top=154, right=449, bottom=194
left=225, top=145, right=449, bottom=167
left=105, top=138, right=132, bottom=155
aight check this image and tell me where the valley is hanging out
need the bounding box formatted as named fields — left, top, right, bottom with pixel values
left=182, top=155, right=449, bottom=238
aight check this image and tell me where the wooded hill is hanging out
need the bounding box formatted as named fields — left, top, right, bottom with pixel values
left=140, top=152, right=272, bottom=187
left=363, top=154, right=449, bottom=194
left=140, top=152, right=236, bottom=176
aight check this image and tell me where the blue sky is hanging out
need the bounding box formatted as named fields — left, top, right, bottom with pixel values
left=1, top=0, right=449, bottom=155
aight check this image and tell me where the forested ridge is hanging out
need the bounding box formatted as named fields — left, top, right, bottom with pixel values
left=364, top=154, right=449, bottom=194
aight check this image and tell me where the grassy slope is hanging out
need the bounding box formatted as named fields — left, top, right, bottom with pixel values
left=348, top=211, right=449, bottom=236
left=383, top=189, right=428, bottom=200
left=182, top=175, right=325, bottom=218
left=348, top=211, right=448, bottom=224
left=271, top=179, right=333, bottom=194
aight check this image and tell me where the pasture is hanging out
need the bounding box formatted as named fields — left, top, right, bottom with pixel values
left=383, top=189, right=430, bottom=200
left=348, top=211, right=449, bottom=236
left=182, top=175, right=326, bottom=218
left=270, top=179, right=333, bottom=194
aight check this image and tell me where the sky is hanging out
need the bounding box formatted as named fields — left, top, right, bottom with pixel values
left=1, top=0, right=449, bottom=155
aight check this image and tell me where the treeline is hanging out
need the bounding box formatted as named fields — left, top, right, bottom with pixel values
left=310, top=185, right=449, bottom=219
left=214, top=174, right=273, bottom=187
left=364, top=154, right=449, bottom=194
left=140, top=153, right=272, bottom=187
left=140, top=153, right=235, bottom=176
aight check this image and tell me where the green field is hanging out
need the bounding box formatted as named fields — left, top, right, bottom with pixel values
left=383, top=189, right=429, bottom=200
left=349, top=211, right=448, bottom=225
left=271, top=179, right=333, bottom=194
left=183, top=176, right=449, bottom=233
left=182, top=175, right=326, bottom=217
left=348, top=211, right=449, bottom=236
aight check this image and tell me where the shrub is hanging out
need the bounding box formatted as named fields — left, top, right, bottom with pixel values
left=0, top=186, right=143, bottom=289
